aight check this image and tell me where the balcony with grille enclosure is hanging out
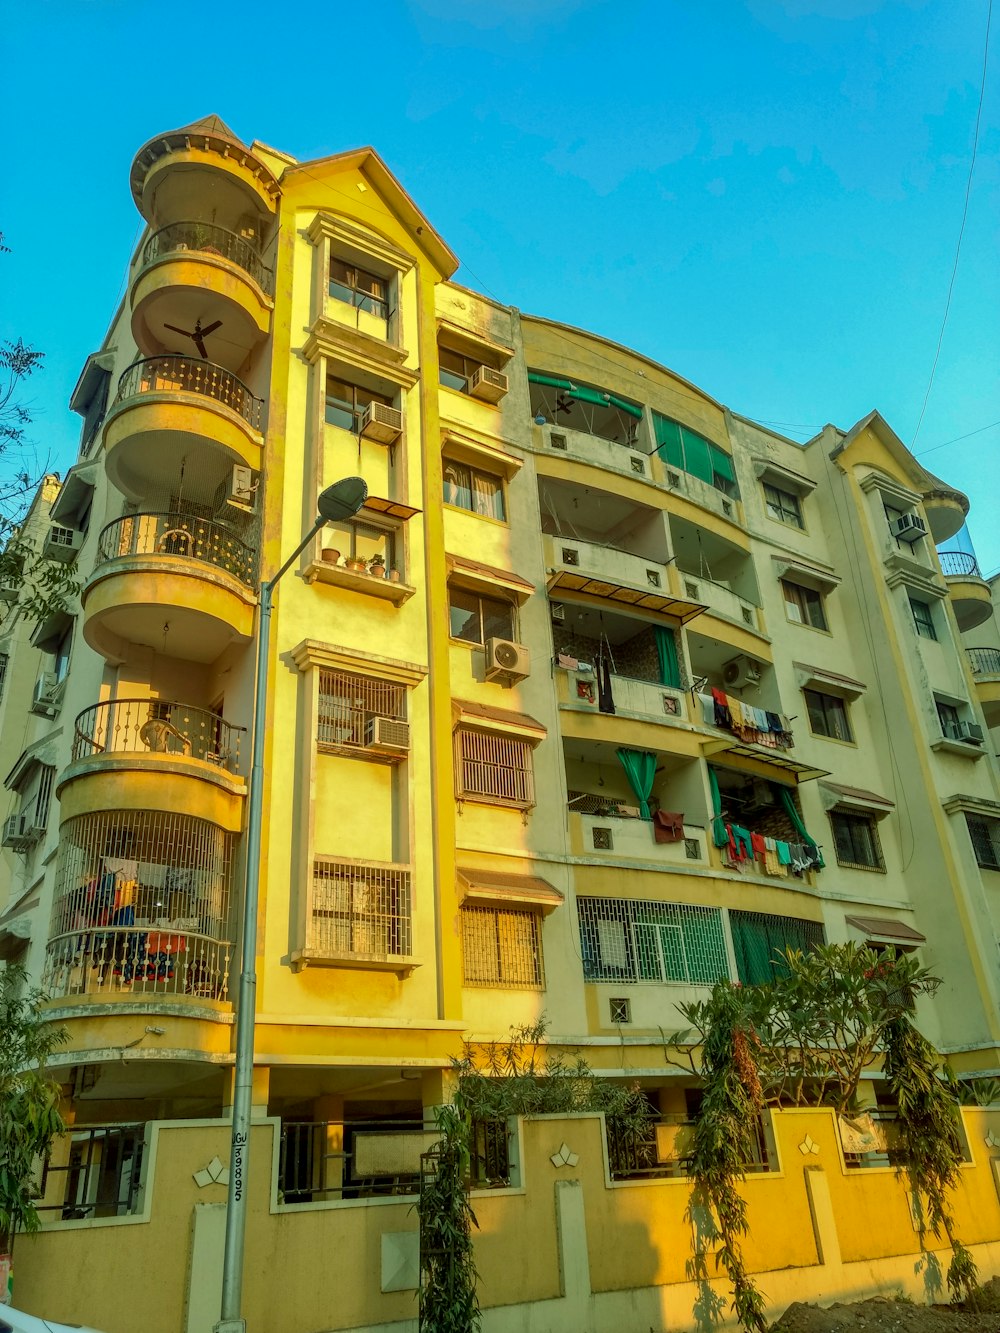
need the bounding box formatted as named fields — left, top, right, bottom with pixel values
left=938, top=550, right=993, bottom=631
left=82, top=509, right=258, bottom=666
left=103, top=355, right=264, bottom=503
left=58, top=699, right=247, bottom=833
left=967, top=647, right=1000, bottom=727
left=131, top=223, right=274, bottom=378
left=43, top=808, right=235, bottom=1012
left=292, top=857, right=416, bottom=976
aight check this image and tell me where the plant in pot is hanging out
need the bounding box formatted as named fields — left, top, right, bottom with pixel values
left=345, top=553, right=367, bottom=572
left=368, top=554, right=386, bottom=579
left=321, top=547, right=341, bottom=565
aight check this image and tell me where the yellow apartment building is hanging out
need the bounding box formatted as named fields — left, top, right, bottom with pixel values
left=4, top=115, right=1000, bottom=1329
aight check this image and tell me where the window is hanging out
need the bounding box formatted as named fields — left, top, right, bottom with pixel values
left=442, top=460, right=506, bottom=521
left=910, top=598, right=937, bottom=640
left=317, top=670, right=405, bottom=749
left=966, top=815, right=1000, bottom=870
left=577, top=898, right=729, bottom=985
left=729, top=910, right=824, bottom=984
left=763, top=483, right=803, bottom=528
left=936, top=700, right=961, bottom=739
left=54, top=624, right=73, bottom=684
left=448, top=587, right=514, bottom=645
left=0, top=652, right=7, bottom=705
left=653, top=413, right=739, bottom=498
left=439, top=348, right=481, bottom=394
left=461, top=906, right=543, bottom=988
left=328, top=258, right=388, bottom=319
left=455, top=727, right=534, bottom=808
left=323, top=516, right=398, bottom=578
left=782, top=580, right=827, bottom=630
left=830, top=811, right=884, bottom=872
left=325, top=375, right=391, bottom=433
left=805, top=689, right=853, bottom=742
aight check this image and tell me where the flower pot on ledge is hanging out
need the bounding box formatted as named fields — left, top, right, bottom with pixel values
left=321, top=548, right=341, bottom=565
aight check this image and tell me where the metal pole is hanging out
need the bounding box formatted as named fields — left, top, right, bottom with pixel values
left=215, top=514, right=326, bottom=1333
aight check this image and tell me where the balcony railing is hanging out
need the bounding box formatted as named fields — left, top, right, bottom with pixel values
left=967, top=647, right=1000, bottom=677
left=39, top=1124, right=146, bottom=1219
left=939, top=550, right=983, bottom=578
left=116, top=355, right=263, bottom=431
left=607, top=1114, right=774, bottom=1180
left=72, top=698, right=245, bottom=772
left=97, top=510, right=257, bottom=587
left=141, top=221, right=274, bottom=297
left=43, top=928, right=231, bottom=1001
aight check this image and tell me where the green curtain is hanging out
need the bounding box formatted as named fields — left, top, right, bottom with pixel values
left=527, top=372, right=642, bottom=419
left=730, top=910, right=825, bottom=986
left=778, top=786, right=825, bottom=868
left=653, top=626, right=681, bottom=688
left=616, top=748, right=657, bottom=820
left=652, top=411, right=738, bottom=495
left=708, top=767, right=730, bottom=847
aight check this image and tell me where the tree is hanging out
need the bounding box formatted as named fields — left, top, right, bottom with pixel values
left=0, top=964, right=67, bottom=1254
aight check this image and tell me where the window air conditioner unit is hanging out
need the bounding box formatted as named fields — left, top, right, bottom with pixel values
left=890, top=513, right=927, bottom=543
left=468, top=365, right=509, bottom=404
left=30, top=673, right=58, bottom=716
left=722, top=656, right=762, bottom=690
left=1, top=811, right=40, bottom=852
left=359, top=402, right=402, bottom=445
left=364, top=715, right=410, bottom=755
left=957, top=720, right=984, bottom=746
left=484, top=638, right=530, bottom=684
left=42, top=524, right=82, bottom=563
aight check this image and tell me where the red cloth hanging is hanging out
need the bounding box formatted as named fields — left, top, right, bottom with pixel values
left=653, top=810, right=685, bottom=844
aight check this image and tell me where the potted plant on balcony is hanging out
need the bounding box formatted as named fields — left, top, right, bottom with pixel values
left=368, top=554, right=386, bottom=579
left=345, top=554, right=367, bottom=573
left=321, top=547, right=341, bottom=565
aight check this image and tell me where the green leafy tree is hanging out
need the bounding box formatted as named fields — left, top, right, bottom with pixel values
left=0, top=964, right=67, bottom=1253
left=418, top=1094, right=481, bottom=1333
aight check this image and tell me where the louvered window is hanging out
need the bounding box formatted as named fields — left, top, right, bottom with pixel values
left=455, top=727, right=534, bottom=808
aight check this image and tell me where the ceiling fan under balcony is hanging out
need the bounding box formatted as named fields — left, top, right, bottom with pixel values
left=162, top=317, right=222, bottom=359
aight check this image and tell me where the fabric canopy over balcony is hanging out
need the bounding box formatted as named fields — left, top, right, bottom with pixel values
left=547, top=569, right=705, bottom=624
left=845, top=915, right=926, bottom=946
left=527, top=372, right=642, bottom=419
left=458, top=867, right=564, bottom=913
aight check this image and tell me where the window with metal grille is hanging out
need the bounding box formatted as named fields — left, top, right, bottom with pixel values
left=966, top=815, right=1000, bottom=871
left=455, top=727, right=534, bottom=808
left=310, top=858, right=412, bottom=958
left=830, top=811, right=885, bottom=872
left=577, top=897, right=729, bottom=985
left=729, top=909, right=825, bottom=985
left=805, top=688, right=853, bottom=742
left=909, top=598, right=937, bottom=640
left=461, top=905, right=543, bottom=988
left=317, top=669, right=405, bottom=749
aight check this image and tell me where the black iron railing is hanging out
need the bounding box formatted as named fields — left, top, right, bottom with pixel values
left=96, top=510, right=257, bottom=586
left=39, top=1124, right=146, bottom=1219
left=607, top=1114, right=774, bottom=1180
left=967, top=647, right=1000, bottom=677
left=116, top=355, right=263, bottom=431
left=141, top=221, right=274, bottom=296
left=72, top=698, right=245, bottom=770
left=939, top=550, right=983, bottom=578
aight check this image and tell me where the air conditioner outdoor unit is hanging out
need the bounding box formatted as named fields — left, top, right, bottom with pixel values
left=484, top=638, right=530, bottom=684
left=957, top=720, right=984, bottom=746
left=30, top=673, right=58, bottom=716
left=468, top=365, right=509, bottom=404
left=364, top=715, right=410, bottom=755
left=42, top=524, right=82, bottom=563
left=228, top=465, right=257, bottom=511
left=723, top=656, right=762, bottom=690
left=359, top=402, right=403, bottom=445
left=890, top=513, right=927, bottom=543
left=1, top=811, right=40, bottom=852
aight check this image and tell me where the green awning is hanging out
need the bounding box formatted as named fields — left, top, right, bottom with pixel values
left=528, top=372, right=642, bottom=420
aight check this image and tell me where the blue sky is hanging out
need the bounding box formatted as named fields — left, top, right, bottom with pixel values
left=2, top=0, right=996, bottom=572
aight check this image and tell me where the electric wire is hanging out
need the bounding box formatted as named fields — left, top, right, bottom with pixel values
left=911, top=0, right=993, bottom=447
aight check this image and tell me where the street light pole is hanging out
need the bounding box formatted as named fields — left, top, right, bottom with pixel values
left=216, top=477, right=368, bottom=1333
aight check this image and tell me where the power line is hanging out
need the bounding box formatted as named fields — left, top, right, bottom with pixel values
left=916, top=417, right=1000, bottom=458
left=911, top=0, right=993, bottom=447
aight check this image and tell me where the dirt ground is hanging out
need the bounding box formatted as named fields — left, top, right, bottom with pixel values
left=769, top=1277, right=1000, bottom=1332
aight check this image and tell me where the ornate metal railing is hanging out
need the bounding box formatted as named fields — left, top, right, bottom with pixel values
left=141, top=221, right=274, bottom=296
left=115, top=355, right=263, bottom=431
left=97, top=510, right=257, bottom=586
left=72, top=698, right=245, bottom=771
left=939, top=550, right=983, bottom=578
left=967, top=647, right=1000, bottom=677
left=43, top=929, right=231, bottom=1001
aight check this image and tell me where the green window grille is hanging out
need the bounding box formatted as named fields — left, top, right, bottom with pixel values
left=578, top=897, right=729, bottom=985
left=729, top=909, right=824, bottom=986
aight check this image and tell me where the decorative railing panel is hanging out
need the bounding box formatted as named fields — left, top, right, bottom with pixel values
left=97, top=510, right=257, bottom=587
left=116, top=355, right=263, bottom=431
left=72, top=698, right=245, bottom=773
left=141, top=222, right=274, bottom=296
left=939, top=550, right=983, bottom=578
left=968, top=647, right=1000, bottom=677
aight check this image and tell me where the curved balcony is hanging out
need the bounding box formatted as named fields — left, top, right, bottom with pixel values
left=132, top=222, right=273, bottom=373
left=922, top=484, right=969, bottom=544
left=939, top=551, right=993, bottom=632
left=83, top=511, right=257, bottom=665
left=968, top=647, right=1000, bottom=727
left=104, top=355, right=264, bottom=501
left=130, top=117, right=280, bottom=225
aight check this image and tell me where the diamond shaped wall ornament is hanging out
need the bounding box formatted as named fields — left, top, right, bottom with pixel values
left=985, top=1131, right=1000, bottom=1151
left=193, top=1155, right=229, bottom=1187
left=798, top=1135, right=820, bottom=1156
left=550, top=1142, right=579, bottom=1168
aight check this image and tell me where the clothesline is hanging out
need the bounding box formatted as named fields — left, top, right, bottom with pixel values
left=696, top=688, right=794, bottom=750
left=720, top=822, right=822, bottom=878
